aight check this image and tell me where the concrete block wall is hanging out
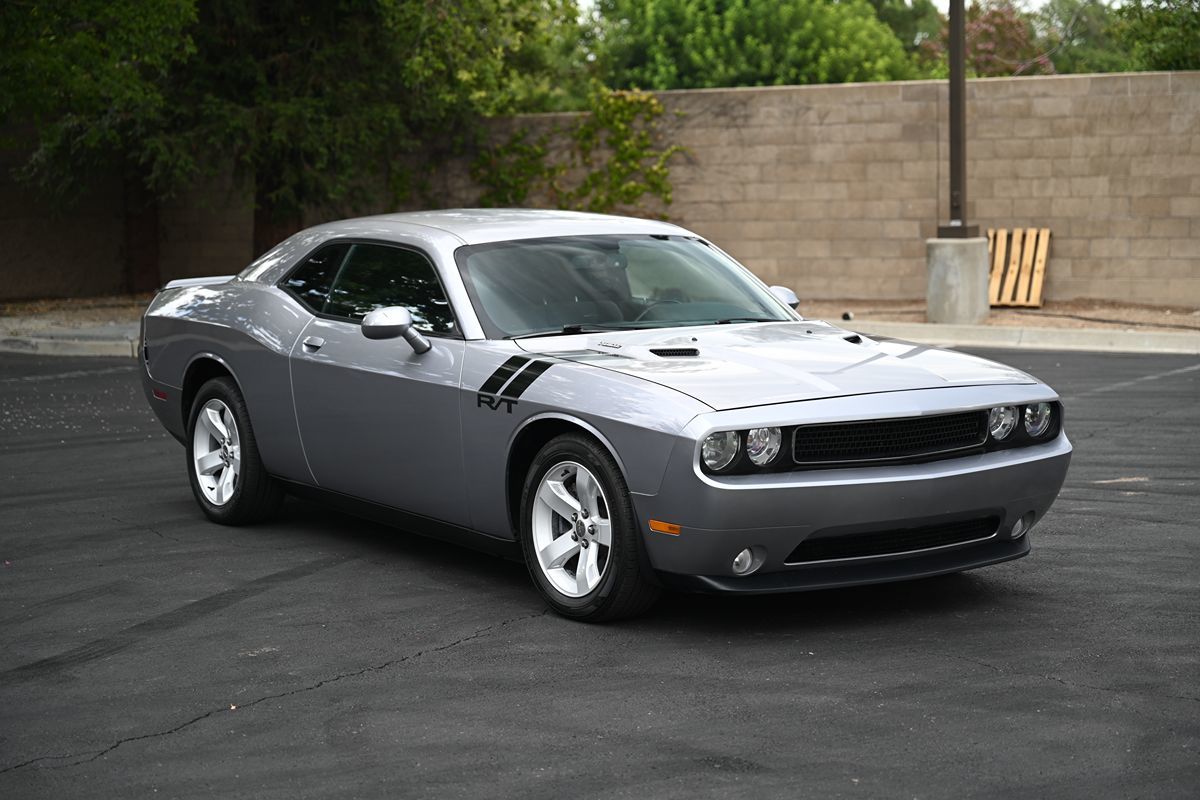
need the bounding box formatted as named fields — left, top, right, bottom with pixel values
left=1, top=72, right=1196, bottom=305
left=656, top=72, right=1199, bottom=304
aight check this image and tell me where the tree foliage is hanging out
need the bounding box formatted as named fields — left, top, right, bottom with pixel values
left=2, top=0, right=589, bottom=252
left=919, top=1, right=1055, bottom=77
left=866, top=0, right=942, bottom=52
left=472, top=86, right=684, bottom=216
left=594, top=0, right=916, bottom=90
left=0, top=0, right=196, bottom=201
left=1113, top=0, right=1200, bottom=71
left=1036, top=0, right=1131, bottom=75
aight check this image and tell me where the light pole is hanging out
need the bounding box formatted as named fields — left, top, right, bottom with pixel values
left=937, top=0, right=978, bottom=238
left=926, top=0, right=988, bottom=324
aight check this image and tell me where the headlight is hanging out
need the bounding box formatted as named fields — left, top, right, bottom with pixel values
left=702, top=431, right=740, bottom=472
left=746, top=427, right=782, bottom=466
left=1024, top=402, right=1053, bottom=437
left=988, top=406, right=1018, bottom=440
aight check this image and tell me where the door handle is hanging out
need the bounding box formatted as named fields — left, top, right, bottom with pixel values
left=302, top=336, right=326, bottom=351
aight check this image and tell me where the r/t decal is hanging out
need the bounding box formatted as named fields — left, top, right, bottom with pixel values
left=476, top=357, right=555, bottom=412
left=477, top=394, right=517, bottom=414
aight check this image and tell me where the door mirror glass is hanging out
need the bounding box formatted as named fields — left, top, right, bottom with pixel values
left=361, top=306, right=431, bottom=354
left=769, top=285, right=801, bottom=312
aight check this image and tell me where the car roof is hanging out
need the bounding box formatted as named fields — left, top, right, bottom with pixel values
left=313, top=208, right=688, bottom=246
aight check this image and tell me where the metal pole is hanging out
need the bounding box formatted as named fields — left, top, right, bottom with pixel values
left=938, top=0, right=978, bottom=238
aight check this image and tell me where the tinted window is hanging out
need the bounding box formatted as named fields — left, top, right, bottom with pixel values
left=282, top=244, right=350, bottom=312
left=455, top=235, right=790, bottom=338
left=324, top=244, right=456, bottom=334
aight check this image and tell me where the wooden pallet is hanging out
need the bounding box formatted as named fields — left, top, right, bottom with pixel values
left=987, top=228, right=1051, bottom=307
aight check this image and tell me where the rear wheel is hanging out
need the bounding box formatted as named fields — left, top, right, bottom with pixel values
left=520, top=433, right=660, bottom=621
left=186, top=377, right=282, bottom=525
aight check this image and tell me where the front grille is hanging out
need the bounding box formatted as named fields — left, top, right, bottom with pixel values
left=786, top=516, right=1000, bottom=564
left=792, top=411, right=986, bottom=467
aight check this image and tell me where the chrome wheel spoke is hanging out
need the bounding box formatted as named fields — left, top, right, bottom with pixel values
left=202, top=406, right=228, bottom=441
left=217, top=465, right=236, bottom=504
left=540, top=533, right=581, bottom=570
left=196, top=451, right=224, bottom=476
left=575, top=539, right=601, bottom=594
left=591, top=518, right=612, bottom=547
left=538, top=478, right=580, bottom=522
left=576, top=470, right=600, bottom=516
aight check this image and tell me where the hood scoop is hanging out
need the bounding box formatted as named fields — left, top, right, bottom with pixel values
left=843, top=334, right=864, bottom=344
left=650, top=347, right=700, bottom=357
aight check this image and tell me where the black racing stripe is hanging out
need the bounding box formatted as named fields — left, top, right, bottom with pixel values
left=480, top=356, right=529, bottom=395
left=501, top=360, right=554, bottom=399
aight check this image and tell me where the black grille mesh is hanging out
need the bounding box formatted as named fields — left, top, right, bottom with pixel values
left=786, top=516, right=1000, bottom=563
left=792, top=411, right=986, bottom=466
left=650, top=347, right=699, bottom=357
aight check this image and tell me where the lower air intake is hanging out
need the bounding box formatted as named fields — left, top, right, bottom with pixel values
left=785, top=516, right=1000, bottom=564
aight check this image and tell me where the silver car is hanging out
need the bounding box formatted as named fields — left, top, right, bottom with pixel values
left=140, top=209, right=1072, bottom=621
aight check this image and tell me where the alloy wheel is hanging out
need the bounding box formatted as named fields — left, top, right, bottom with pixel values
left=531, top=461, right=613, bottom=598
left=192, top=398, right=241, bottom=506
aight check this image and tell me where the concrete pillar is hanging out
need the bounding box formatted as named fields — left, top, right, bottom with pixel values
left=926, top=237, right=990, bottom=324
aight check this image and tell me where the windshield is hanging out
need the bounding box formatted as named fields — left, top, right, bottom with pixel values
left=454, top=234, right=794, bottom=338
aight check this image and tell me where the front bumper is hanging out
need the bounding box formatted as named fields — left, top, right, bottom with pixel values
left=633, top=429, right=1071, bottom=593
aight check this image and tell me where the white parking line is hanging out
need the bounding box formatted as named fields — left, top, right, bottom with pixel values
left=1074, top=362, right=1200, bottom=398
left=0, top=366, right=135, bottom=384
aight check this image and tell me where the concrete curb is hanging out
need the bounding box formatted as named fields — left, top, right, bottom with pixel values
left=851, top=321, right=1200, bottom=355
left=2, top=321, right=1198, bottom=358
left=0, top=334, right=139, bottom=358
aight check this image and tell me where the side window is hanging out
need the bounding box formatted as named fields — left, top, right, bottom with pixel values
left=281, top=244, right=350, bottom=313
left=324, top=244, right=457, bottom=334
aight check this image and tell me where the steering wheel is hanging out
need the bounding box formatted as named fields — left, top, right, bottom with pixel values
left=633, top=299, right=682, bottom=322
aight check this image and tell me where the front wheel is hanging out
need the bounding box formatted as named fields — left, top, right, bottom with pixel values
left=520, top=434, right=660, bottom=621
left=186, top=377, right=283, bottom=525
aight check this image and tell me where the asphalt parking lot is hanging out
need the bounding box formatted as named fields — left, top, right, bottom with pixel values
left=1, top=349, right=1197, bottom=798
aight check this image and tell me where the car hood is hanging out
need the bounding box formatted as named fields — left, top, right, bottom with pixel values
left=516, top=321, right=1035, bottom=411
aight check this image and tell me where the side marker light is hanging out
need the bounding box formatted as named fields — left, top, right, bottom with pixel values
left=649, top=519, right=681, bottom=536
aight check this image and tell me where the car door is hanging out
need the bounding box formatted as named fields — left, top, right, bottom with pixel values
left=286, top=240, right=469, bottom=526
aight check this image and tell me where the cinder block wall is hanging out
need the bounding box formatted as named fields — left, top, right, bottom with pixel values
left=431, top=72, right=1200, bottom=306
left=1, top=72, right=1197, bottom=304
left=676, top=73, right=1200, bottom=304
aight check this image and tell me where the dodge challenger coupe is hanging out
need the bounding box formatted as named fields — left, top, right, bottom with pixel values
left=141, top=209, right=1072, bottom=621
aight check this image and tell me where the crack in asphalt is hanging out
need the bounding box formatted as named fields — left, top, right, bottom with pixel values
left=933, top=651, right=1200, bottom=705
left=0, top=608, right=548, bottom=774
left=106, top=512, right=184, bottom=544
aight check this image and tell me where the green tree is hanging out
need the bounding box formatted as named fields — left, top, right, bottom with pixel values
left=919, top=1, right=1055, bottom=77
left=0, top=0, right=197, bottom=289
left=594, top=0, right=915, bottom=90
left=1036, top=0, right=1131, bottom=74
left=1113, top=0, right=1200, bottom=71
left=867, top=0, right=942, bottom=51
left=167, top=0, right=581, bottom=254
left=2, top=0, right=588, bottom=270
left=0, top=0, right=197, bottom=189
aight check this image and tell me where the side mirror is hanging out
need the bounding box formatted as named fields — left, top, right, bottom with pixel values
left=361, top=306, right=431, bottom=354
left=769, top=285, right=801, bottom=312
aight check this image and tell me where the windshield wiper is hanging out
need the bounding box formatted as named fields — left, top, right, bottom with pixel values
left=505, top=323, right=629, bottom=340
left=713, top=317, right=775, bottom=324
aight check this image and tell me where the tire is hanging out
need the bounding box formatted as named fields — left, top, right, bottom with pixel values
left=185, top=376, right=283, bottom=525
left=519, top=433, right=661, bottom=622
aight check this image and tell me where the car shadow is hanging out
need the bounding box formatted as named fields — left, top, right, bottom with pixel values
left=240, top=497, right=1012, bottom=635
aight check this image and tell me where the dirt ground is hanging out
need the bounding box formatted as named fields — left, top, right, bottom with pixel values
left=3, top=294, right=1199, bottom=333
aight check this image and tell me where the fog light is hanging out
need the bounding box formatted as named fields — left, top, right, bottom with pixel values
left=732, top=548, right=755, bottom=575
left=1010, top=512, right=1036, bottom=539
